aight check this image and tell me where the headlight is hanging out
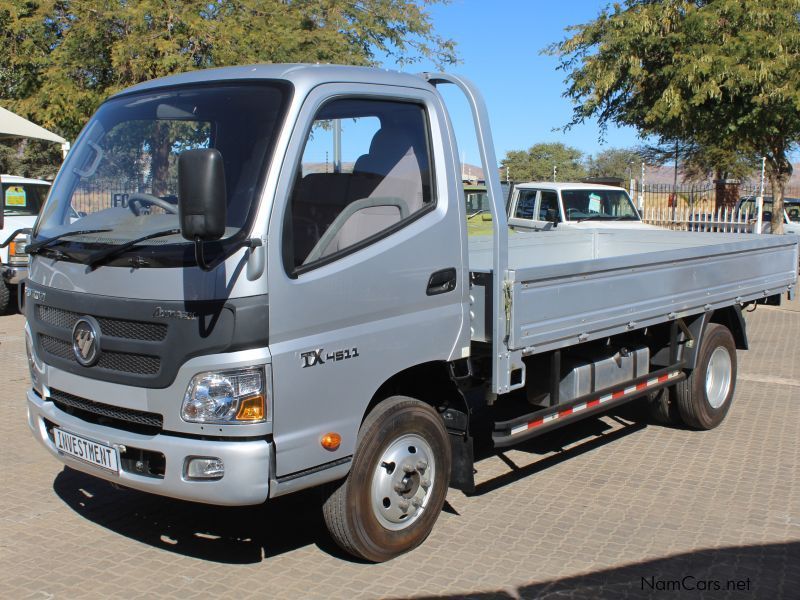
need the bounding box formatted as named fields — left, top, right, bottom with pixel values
left=181, top=367, right=267, bottom=424
left=8, top=238, right=29, bottom=266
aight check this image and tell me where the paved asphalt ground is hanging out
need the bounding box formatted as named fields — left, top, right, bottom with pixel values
left=1, top=297, right=798, bottom=599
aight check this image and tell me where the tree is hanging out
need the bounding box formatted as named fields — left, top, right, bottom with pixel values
left=0, top=0, right=457, bottom=176
left=501, top=142, right=586, bottom=182
left=586, top=148, right=643, bottom=181
left=549, top=0, right=800, bottom=233
left=639, top=139, right=758, bottom=184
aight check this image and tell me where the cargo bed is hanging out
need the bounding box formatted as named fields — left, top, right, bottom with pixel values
left=468, top=229, right=798, bottom=355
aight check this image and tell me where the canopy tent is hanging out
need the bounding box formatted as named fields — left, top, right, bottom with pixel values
left=0, top=106, right=69, bottom=157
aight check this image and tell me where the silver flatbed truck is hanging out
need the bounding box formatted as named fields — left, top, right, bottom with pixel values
left=20, top=64, right=798, bottom=562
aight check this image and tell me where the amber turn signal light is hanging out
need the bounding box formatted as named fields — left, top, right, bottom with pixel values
left=235, top=395, right=265, bottom=421
left=321, top=432, right=341, bottom=451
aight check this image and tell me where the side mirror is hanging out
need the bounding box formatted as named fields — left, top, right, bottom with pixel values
left=178, top=148, right=227, bottom=242
left=545, top=208, right=559, bottom=228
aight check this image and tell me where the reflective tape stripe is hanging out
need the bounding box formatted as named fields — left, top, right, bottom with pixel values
left=506, top=370, right=682, bottom=436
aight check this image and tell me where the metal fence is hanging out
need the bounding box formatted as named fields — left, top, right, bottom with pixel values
left=631, top=181, right=800, bottom=213
left=642, top=206, right=755, bottom=232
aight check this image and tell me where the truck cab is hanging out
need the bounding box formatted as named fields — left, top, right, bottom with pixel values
left=507, top=181, right=654, bottom=231
left=736, top=195, right=800, bottom=235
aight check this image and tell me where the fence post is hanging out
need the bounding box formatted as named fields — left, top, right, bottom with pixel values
left=755, top=197, right=763, bottom=235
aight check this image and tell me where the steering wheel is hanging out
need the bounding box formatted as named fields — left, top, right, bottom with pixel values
left=128, top=192, right=178, bottom=216
left=566, top=208, right=582, bottom=219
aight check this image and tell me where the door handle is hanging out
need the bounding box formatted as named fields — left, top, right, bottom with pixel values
left=426, top=268, right=457, bottom=296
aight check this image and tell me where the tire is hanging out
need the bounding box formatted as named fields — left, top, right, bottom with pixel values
left=646, top=386, right=683, bottom=426
left=675, top=323, right=737, bottom=430
left=322, top=396, right=451, bottom=562
left=0, top=280, right=12, bottom=315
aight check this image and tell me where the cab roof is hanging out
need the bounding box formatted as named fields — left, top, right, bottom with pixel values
left=115, top=64, right=434, bottom=98
left=1, top=175, right=50, bottom=185
left=515, top=181, right=627, bottom=192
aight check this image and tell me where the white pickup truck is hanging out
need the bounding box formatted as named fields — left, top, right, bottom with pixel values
left=508, top=181, right=654, bottom=231
left=0, top=175, right=51, bottom=313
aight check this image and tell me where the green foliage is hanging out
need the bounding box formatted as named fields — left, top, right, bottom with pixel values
left=640, top=139, right=758, bottom=183
left=0, top=138, right=60, bottom=179
left=586, top=148, right=643, bottom=181
left=549, top=0, right=800, bottom=232
left=501, top=142, right=586, bottom=182
left=0, top=0, right=457, bottom=176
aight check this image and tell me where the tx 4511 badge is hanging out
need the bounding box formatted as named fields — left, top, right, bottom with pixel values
left=301, top=347, right=360, bottom=368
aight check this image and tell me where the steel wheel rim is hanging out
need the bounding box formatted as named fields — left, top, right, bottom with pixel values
left=705, top=346, right=732, bottom=409
left=370, top=434, right=436, bottom=531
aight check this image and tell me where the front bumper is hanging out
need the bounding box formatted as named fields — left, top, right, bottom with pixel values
left=27, top=389, right=272, bottom=506
left=1, top=264, right=27, bottom=285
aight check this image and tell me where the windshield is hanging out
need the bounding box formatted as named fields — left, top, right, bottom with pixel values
left=561, top=189, right=639, bottom=221
left=36, top=81, right=289, bottom=266
left=3, top=182, right=49, bottom=217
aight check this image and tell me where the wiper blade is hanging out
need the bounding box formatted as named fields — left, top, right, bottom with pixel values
left=87, top=228, right=182, bottom=270
left=27, top=229, right=113, bottom=254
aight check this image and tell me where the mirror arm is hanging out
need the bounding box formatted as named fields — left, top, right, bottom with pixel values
left=194, top=238, right=211, bottom=271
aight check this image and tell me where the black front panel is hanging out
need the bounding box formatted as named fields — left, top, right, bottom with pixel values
left=26, top=282, right=268, bottom=389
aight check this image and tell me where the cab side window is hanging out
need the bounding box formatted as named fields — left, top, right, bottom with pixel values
left=539, top=191, right=559, bottom=220
left=514, top=190, right=537, bottom=219
left=285, top=98, right=434, bottom=272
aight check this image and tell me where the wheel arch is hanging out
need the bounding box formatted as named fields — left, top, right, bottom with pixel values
left=362, top=360, right=475, bottom=493
left=683, top=305, right=747, bottom=369
left=363, top=360, right=469, bottom=426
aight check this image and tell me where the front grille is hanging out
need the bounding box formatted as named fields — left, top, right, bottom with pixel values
left=50, top=388, right=163, bottom=433
left=37, top=305, right=167, bottom=341
left=39, top=334, right=160, bottom=375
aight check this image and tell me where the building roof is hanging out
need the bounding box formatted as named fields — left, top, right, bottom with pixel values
left=0, top=107, right=66, bottom=144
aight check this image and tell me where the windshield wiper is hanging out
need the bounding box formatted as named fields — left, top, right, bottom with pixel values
left=37, top=247, right=83, bottom=263
left=86, top=228, right=181, bottom=271
left=26, top=229, right=113, bottom=254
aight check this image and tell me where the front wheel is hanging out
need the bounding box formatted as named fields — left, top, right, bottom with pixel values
left=675, top=323, right=737, bottom=430
left=322, top=396, right=451, bottom=562
left=0, top=280, right=12, bottom=314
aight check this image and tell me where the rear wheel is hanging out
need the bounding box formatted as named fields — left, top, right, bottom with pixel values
left=675, top=323, right=737, bottom=430
left=322, top=396, right=451, bottom=562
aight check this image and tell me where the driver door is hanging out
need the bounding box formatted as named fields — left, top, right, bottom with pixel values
left=266, top=84, right=467, bottom=479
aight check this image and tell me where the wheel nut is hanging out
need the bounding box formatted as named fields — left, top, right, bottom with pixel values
left=416, top=460, right=428, bottom=471
left=398, top=499, right=410, bottom=511
left=402, top=463, right=415, bottom=473
left=393, top=482, right=405, bottom=493
left=421, top=478, right=431, bottom=489
left=411, top=498, right=422, bottom=508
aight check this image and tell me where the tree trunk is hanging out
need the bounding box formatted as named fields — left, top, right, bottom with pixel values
left=769, top=148, right=792, bottom=235
left=150, top=122, right=171, bottom=197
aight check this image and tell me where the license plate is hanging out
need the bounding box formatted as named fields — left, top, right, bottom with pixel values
left=53, top=428, right=120, bottom=473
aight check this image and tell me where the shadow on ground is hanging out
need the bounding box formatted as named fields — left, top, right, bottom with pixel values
left=405, top=541, right=800, bottom=599
left=52, top=399, right=663, bottom=564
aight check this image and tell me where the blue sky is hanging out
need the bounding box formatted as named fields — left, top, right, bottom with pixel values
left=390, top=0, right=643, bottom=167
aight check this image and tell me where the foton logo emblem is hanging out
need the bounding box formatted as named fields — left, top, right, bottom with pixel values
left=72, top=317, right=100, bottom=367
